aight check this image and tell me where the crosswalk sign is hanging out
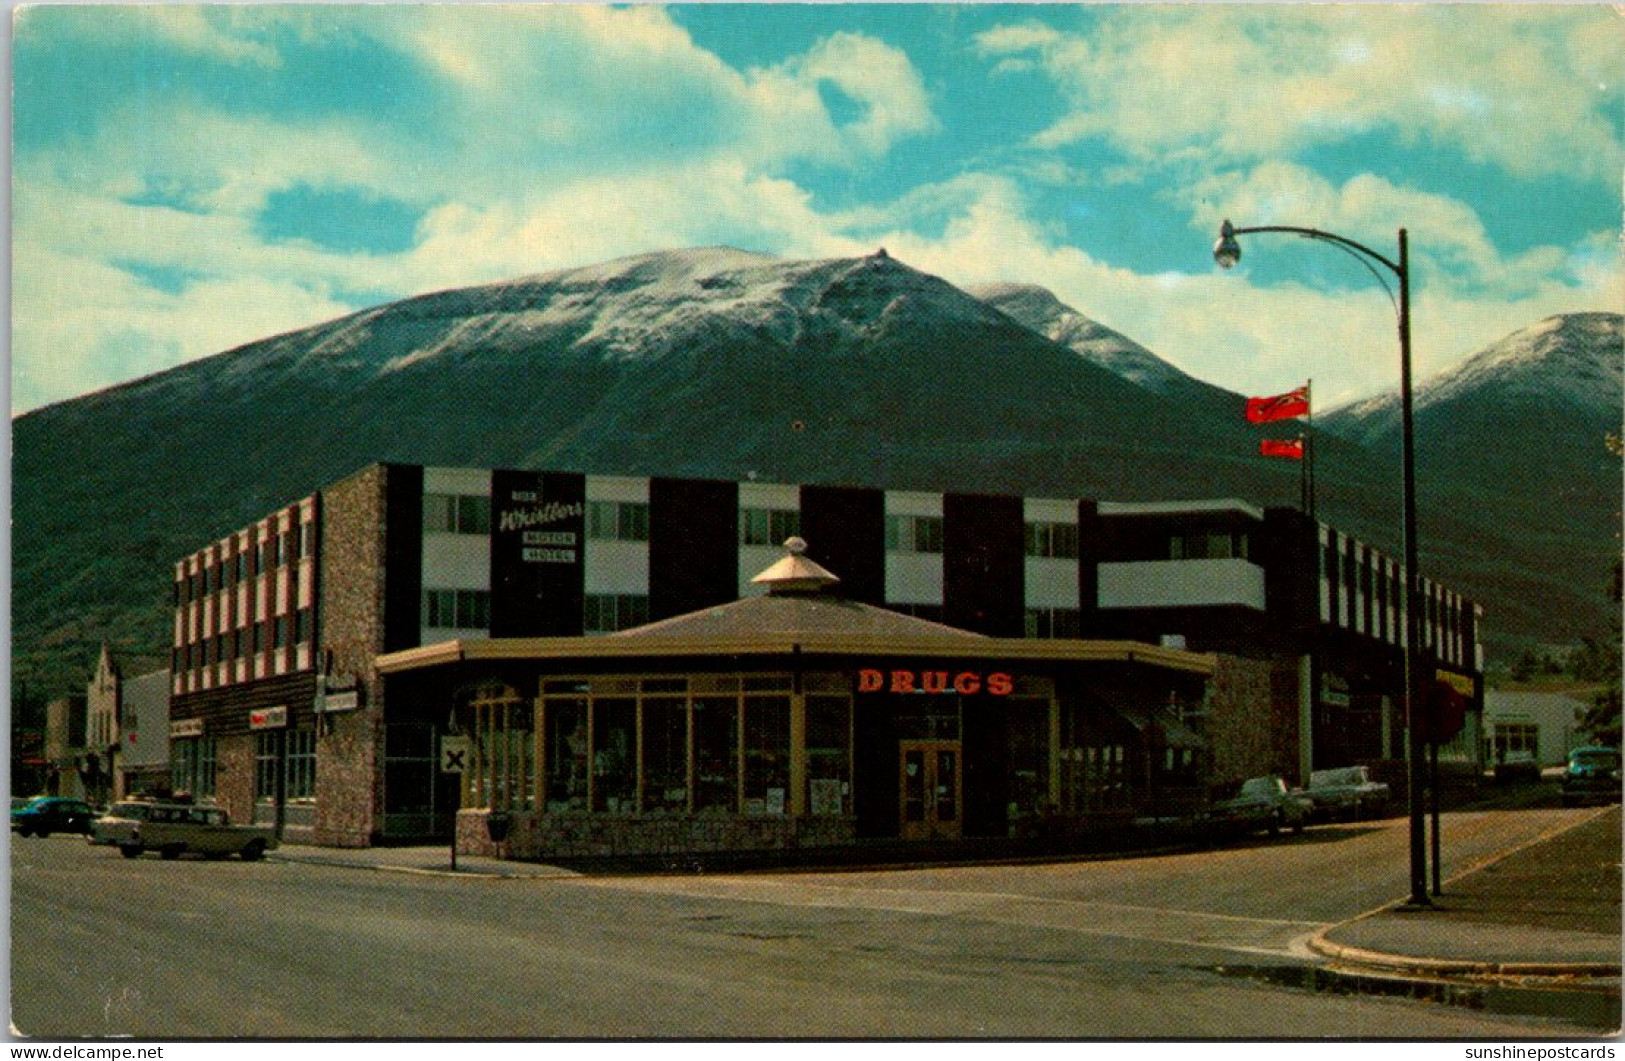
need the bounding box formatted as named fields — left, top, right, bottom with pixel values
left=440, top=735, right=471, bottom=774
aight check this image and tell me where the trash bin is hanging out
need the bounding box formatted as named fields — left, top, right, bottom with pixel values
left=485, top=811, right=512, bottom=844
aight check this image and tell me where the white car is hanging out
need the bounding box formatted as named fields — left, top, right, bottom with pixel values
left=1306, top=766, right=1391, bottom=821
left=1208, top=775, right=1313, bottom=837
left=91, top=800, right=277, bottom=861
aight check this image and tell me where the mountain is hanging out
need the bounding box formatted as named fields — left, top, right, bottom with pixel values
left=13, top=247, right=1305, bottom=695
left=970, top=282, right=1227, bottom=401
left=11, top=249, right=1617, bottom=699
left=1320, top=312, right=1623, bottom=643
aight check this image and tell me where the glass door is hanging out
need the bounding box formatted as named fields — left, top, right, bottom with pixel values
left=898, top=740, right=961, bottom=841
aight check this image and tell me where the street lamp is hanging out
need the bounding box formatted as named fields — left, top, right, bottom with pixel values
left=1214, top=217, right=1430, bottom=909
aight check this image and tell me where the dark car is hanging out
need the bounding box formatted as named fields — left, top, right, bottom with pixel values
left=11, top=797, right=98, bottom=837
left=1561, top=746, right=1621, bottom=807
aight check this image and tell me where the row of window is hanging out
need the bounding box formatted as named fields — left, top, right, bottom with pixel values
left=424, top=494, right=1085, bottom=561
left=173, top=610, right=313, bottom=670
left=177, top=522, right=313, bottom=604
left=170, top=736, right=217, bottom=799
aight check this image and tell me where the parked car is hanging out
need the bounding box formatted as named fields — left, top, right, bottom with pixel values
left=91, top=800, right=278, bottom=861
left=1560, top=746, right=1621, bottom=807
left=1493, top=749, right=1542, bottom=784
left=1306, top=766, right=1391, bottom=821
left=11, top=796, right=98, bottom=837
left=1208, top=775, right=1312, bottom=837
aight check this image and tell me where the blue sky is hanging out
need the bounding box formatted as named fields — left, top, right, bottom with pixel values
left=11, top=4, right=1620, bottom=414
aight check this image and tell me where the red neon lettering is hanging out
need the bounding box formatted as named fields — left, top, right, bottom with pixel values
left=953, top=672, right=982, bottom=695
left=857, top=669, right=885, bottom=693
left=921, top=671, right=950, bottom=694
left=890, top=671, right=917, bottom=694
left=987, top=672, right=1014, bottom=696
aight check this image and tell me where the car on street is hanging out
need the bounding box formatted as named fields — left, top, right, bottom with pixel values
left=1306, top=766, right=1391, bottom=821
left=1560, top=746, right=1621, bottom=807
left=12, top=797, right=99, bottom=837
left=1207, top=775, right=1312, bottom=837
left=91, top=800, right=278, bottom=860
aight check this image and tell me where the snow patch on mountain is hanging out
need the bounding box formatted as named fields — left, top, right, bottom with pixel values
left=970, top=281, right=1198, bottom=393
left=1332, top=312, right=1622, bottom=421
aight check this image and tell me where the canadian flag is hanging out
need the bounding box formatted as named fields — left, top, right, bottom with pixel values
left=1245, top=385, right=1310, bottom=424
left=1259, top=438, right=1305, bottom=460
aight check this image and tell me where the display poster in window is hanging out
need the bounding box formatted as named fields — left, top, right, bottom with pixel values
left=490, top=469, right=585, bottom=637
left=809, top=778, right=843, bottom=816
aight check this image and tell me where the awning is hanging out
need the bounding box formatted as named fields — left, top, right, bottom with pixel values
left=1107, top=701, right=1206, bottom=750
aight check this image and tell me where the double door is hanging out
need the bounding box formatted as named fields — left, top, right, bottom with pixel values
left=899, top=740, right=961, bottom=841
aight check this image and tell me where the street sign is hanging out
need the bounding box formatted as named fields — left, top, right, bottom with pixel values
left=440, top=735, right=471, bottom=774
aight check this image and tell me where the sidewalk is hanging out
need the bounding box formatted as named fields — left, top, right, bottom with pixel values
left=1310, top=804, right=1621, bottom=1027
left=271, top=842, right=579, bottom=879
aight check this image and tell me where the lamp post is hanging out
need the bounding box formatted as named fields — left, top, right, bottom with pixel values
left=1214, top=219, right=1430, bottom=909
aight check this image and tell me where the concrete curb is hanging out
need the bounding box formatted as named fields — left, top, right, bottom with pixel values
left=1308, top=931, right=1623, bottom=980
left=267, top=851, right=577, bottom=880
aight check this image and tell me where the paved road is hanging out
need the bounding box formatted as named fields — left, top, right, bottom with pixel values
left=9, top=804, right=1604, bottom=1039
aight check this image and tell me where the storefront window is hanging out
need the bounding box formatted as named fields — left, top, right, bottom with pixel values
left=1006, top=699, right=1050, bottom=818
left=805, top=695, right=851, bottom=817
left=477, top=697, right=534, bottom=811
left=542, top=698, right=589, bottom=812
left=170, top=736, right=216, bottom=799
left=641, top=699, right=689, bottom=813
left=285, top=728, right=316, bottom=801
left=384, top=724, right=436, bottom=815
left=692, top=696, right=738, bottom=814
left=592, top=698, right=636, bottom=813
left=254, top=731, right=283, bottom=799
left=743, top=696, right=790, bottom=815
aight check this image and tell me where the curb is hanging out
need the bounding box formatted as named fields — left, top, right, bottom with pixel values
left=1308, top=932, right=1623, bottom=980
left=267, top=852, right=577, bottom=880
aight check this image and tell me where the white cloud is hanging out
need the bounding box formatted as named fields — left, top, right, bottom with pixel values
left=978, top=6, right=1624, bottom=183
left=1184, top=162, right=1599, bottom=302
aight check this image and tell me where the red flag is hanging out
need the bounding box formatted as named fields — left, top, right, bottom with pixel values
left=1259, top=438, right=1304, bottom=460
left=1246, top=385, right=1310, bottom=423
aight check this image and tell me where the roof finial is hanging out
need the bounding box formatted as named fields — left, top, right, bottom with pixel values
left=750, top=537, right=840, bottom=595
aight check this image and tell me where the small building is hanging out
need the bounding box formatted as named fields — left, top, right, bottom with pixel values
left=378, top=539, right=1214, bottom=858
left=120, top=669, right=173, bottom=797
left=43, top=695, right=88, bottom=800
left=85, top=645, right=121, bottom=804
left=1482, top=690, right=1589, bottom=768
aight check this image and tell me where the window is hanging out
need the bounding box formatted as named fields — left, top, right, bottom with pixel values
left=740, top=508, right=800, bottom=547
left=236, top=551, right=250, bottom=583
left=259, top=538, right=275, bottom=573
left=423, top=589, right=492, bottom=630
left=302, top=522, right=315, bottom=559
left=296, top=608, right=313, bottom=644
left=423, top=493, right=493, bottom=535
left=591, top=699, right=637, bottom=813
left=583, top=594, right=649, bottom=634
left=274, top=615, right=290, bottom=649
left=254, top=732, right=284, bottom=800
left=1172, top=529, right=1250, bottom=561
left=170, top=737, right=216, bottom=799
left=285, top=728, right=316, bottom=800
left=384, top=724, right=437, bottom=816
left=1006, top=698, right=1050, bottom=819
left=543, top=698, right=589, bottom=812
left=742, top=696, right=791, bottom=815
left=587, top=501, right=650, bottom=542
left=276, top=532, right=289, bottom=568
left=1025, top=521, right=1080, bottom=559
left=641, top=699, right=689, bottom=813
left=1024, top=607, right=1081, bottom=639
left=886, top=514, right=943, bottom=554
left=692, top=696, right=738, bottom=814
left=805, top=695, right=851, bottom=816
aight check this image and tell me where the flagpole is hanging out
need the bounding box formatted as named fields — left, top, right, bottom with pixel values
left=1306, top=379, right=1317, bottom=522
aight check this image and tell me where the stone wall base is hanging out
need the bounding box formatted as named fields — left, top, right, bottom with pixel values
left=456, top=809, right=857, bottom=860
